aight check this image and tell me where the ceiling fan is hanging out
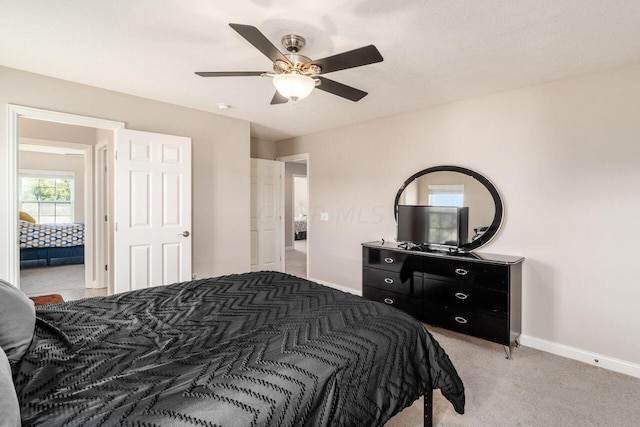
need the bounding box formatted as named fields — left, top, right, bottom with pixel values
left=196, top=23, right=384, bottom=104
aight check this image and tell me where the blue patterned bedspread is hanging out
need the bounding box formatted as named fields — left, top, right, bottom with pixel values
left=19, top=220, right=85, bottom=248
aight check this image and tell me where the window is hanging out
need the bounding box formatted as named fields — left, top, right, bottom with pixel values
left=428, top=184, right=464, bottom=207
left=19, top=170, right=74, bottom=224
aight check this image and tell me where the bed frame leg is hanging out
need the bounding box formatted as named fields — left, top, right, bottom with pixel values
left=423, top=388, right=433, bottom=427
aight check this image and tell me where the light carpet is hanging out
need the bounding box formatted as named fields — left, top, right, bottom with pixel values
left=285, top=239, right=307, bottom=278
left=20, top=264, right=106, bottom=301
left=386, top=327, right=640, bottom=426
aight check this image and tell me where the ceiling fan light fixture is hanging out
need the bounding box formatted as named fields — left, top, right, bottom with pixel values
left=273, top=73, right=315, bottom=101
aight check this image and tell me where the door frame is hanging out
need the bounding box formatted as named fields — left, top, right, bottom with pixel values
left=94, top=139, right=112, bottom=292
left=5, top=104, right=124, bottom=289
left=276, top=153, right=310, bottom=277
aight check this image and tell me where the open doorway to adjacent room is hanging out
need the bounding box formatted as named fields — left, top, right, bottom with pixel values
left=17, top=117, right=112, bottom=301
left=278, top=155, right=308, bottom=278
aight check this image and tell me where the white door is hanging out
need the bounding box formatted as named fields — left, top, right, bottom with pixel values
left=114, top=129, right=192, bottom=294
left=251, top=158, right=284, bottom=271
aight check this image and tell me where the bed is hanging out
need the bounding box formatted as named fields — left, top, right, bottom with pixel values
left=19, top=220, right=85, bottom=268
left=9, top=271, right=465, bottom=426
left=294, top=219, right=307, bottom=240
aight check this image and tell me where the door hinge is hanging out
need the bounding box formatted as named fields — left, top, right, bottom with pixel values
left=104, top=215, right=108, bottom=222
left=105, top=264, right=108, bottom=271
left=115, top=150, right=117, bottom=160
left=115, top=222, right=118, bottom=232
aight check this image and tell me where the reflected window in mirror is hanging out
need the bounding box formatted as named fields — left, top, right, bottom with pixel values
left=394, top=166, right=503, bottom=252
left=428, top=184, right=464, bottom=207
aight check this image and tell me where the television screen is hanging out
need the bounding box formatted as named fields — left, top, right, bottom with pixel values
left=397, top=205, right=469, bottom=247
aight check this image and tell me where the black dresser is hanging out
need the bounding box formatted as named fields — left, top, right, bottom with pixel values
left=362, top=241, right=524, bottom=358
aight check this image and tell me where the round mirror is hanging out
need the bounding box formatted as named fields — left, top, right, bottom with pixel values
left=394, top=165, right=503, bottom=251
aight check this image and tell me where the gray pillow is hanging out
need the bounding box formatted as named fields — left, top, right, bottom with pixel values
left=0, top=346, right=21, bottom=426
left=0, top=279, right=35, bottom=361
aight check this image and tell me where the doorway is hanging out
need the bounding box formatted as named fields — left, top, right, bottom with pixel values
left=17, top=118, right=111, bottom=301
left=277, top=154, right=309, bottom=279
left=7, top=105, right=193, bottom=296
left=5, top=105, right=124, bottom=293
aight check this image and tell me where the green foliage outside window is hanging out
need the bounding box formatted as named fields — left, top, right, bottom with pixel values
left=20, top=176, right=73, bottom=224
left=21, top=177, right=72, bottom=202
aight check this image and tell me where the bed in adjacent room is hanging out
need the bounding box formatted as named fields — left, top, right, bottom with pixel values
left=19, top=220, right=85, bottom=268
left=4, top=272, right=465, bottom=426
left=294, top=218, right=307, bottom=240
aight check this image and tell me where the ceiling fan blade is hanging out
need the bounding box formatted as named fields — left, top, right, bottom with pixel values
left=315, top=77, right=368, bottom=102
left=195, top=71, right=266, bottom=77
left=229, top=23, right=291, bottom=65
left=270, top=91, right=289, bottom=105
left=311, top=45, right=383, bottom=75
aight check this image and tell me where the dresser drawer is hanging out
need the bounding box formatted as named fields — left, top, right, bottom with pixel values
left=424, top=258, right=508, bottom=291
left=363, top=287, right=421, bottom=318
left=423, top=302, right=509, bottom=345
left=363, top=267, right=422, bottom=296
left=363, top=247, right=419, bottom=273
left=423, top=279, right=507, bottom=316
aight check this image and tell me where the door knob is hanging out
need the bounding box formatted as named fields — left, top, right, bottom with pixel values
left=180, top=231, right=190, bottom=237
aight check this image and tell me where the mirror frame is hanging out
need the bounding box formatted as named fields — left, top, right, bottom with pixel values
left=393, top=165, right=503, bottom=251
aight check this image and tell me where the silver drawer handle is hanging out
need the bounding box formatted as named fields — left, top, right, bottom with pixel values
left=454, top=292, right=469, bottom=300
left=454, top=268, right=469, bottom=276
left=383, top=298, right=394, bottom=305
left=454, top=316, right=468, bottom=324
left=384, top=278, right=394, bottom=284
left=384, top=257, right=394, bottom=264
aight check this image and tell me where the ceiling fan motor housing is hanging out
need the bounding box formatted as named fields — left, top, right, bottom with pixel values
left=273, top=54, right=320, bottom=75
left=273, top=35, right=321, bottom=75
left=281, top=34, right=306, bottom=52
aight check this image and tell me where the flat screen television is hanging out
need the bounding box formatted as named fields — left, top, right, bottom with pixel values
left=397, top=205, right=469, bottom=249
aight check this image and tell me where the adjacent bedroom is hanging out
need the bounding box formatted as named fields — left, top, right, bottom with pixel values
left=17, top=117, right=110, bottom=302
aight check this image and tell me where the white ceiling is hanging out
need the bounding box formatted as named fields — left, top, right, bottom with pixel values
left=2, top=1, right=640, bottom=141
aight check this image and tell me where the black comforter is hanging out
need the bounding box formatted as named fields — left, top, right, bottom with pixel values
left=13, top=272, right=464, bottom=426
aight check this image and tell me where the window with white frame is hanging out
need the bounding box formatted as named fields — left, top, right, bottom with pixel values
left=19, top=170, right=74, bottom=224
left=428, top=184, right=464, bottom=207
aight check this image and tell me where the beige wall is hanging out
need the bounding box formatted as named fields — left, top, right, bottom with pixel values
left=250, top=137, right=277, bottom=160
left=19, top=151, right=85, bottom=222
left=21, top=117, right=98, bottom=144
left=0, top=66, right=251, bottom=280
left=277, top=63, right=640, bottom=367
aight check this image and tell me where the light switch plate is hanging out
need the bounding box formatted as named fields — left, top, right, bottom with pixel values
left=320, top=212, right=329, bottom=221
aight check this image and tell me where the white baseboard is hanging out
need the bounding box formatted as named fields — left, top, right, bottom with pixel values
left=285, top=245, right=293, bottom=250
left=519, top=334, right=640, bottom=379
left=85, top=280, right=103, bottom=289
left=307, top=276, right=362, bottom=296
